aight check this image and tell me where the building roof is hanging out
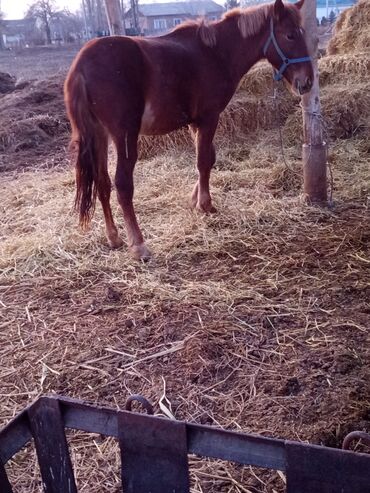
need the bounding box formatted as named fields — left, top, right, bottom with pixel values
left=137, top=1, right=224, bottom=17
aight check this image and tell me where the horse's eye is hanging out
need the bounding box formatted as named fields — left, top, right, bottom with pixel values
left=287, top=33, right=295, bottom=41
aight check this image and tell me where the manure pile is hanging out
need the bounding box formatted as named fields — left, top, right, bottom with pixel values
left=0, top=75, right=69, bottom=171
left=0, top=72, right=16, bottom=94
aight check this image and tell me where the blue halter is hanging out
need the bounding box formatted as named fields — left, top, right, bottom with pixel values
left=263, top=18, right=311, bottom=81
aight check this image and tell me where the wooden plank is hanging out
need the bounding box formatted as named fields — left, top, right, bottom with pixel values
left=0, top=461, right=13, bottom=493
left=0, top=411, right=32, bottom=464
left=286, top=441, right=370, bottom=493
left=187, top=423, right=286, bottom=471
left=61, top=398, right=119, bottom=437
left=61, top=399, right=286, bottom=470
left=28, top=397, right=77, bottom=493
left=119, top=411, right=190, bottom=493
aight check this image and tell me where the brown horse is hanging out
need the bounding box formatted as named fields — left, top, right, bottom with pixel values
left=64, top=0, right=313, bottom=260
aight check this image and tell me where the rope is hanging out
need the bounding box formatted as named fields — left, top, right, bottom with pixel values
left=270, top=79, right=297, bottom=173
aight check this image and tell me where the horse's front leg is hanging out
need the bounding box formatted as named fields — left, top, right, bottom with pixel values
left=190, top=117, right=219, bottom=213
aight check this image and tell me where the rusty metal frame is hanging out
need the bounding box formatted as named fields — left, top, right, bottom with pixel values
left=0, top=394, right=370, bottom=492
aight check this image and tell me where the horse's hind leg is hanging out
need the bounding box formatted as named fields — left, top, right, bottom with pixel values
left=114, top=131, right=151, bottom=260
left=96, top=129, right=123, bottom=248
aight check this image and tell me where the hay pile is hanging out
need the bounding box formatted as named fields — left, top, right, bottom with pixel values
left=283, top=15, right=370, bottom=145
left=327, top=0, right=370, bottom=54
left=237, top=61, right=273, bottom=95
left=0, top=72, right=16, bottom=94
left=283, top=81, right=370, bottom=143
left=318, top=53, right=370, bottom=85
left=0, top=76, right=69, bottom=170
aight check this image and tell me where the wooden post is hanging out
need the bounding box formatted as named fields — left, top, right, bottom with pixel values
left=301, top=0, right=328, bottom=204
left=118, top=411, right=190, bottom=492
left=104, top=0, right=125, bottom=35
left=28, top=398, right=77, bottom=493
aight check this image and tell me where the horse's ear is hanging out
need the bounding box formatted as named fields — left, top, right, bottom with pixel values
left=274, top=0, right=285, bottom=20
left=295, top=0, right=305, bottom=9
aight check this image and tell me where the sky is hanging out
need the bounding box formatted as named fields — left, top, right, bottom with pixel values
left=1, top=0, right=82, bottom=19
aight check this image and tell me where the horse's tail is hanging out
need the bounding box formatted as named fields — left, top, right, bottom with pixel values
left=64, top=68, right=104, bottom=228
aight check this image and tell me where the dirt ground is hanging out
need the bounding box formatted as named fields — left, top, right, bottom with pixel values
left=0, top=44, right=80, bottom=81
left=0, top=42, right=369, bottom=492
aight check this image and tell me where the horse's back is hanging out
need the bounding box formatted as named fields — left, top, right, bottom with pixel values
left=65, top=36, right=149, bottom=131
left=68, top=36, right=145, bottom=87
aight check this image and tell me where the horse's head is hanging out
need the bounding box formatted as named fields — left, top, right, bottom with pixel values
left=264, top=0, right=313, bottom=95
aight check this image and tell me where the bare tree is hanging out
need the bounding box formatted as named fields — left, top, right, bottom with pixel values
left=95, top=0, right=104, bottom=33
left=26, top=0, right=59, bottom=45
left=54, top=10, right=85, bottom=42
left=86, top=0, right=95, bottom=35
left=80, top=0, right=109, bottom=38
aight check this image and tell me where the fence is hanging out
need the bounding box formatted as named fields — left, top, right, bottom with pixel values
left=1, top=394, right=370, bottom=492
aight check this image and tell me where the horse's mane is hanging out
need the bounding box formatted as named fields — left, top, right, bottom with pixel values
left=172, top=19, right=218, bottom=46
left=173, top=3, right=301, bottom=48
left=225, top=5, right=271, bottom=40
left=231, top=3, right=302, bottom=39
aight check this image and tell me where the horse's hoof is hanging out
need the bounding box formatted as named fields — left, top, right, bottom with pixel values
left=108, top=236, right=124, bottom=249
left=130, top=243, right=152, bottom=261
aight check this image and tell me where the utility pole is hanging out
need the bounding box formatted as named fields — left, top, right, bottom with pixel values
left=301, top=0, right=328, bottom=204
left=104, top=0, right=125, bottom=35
